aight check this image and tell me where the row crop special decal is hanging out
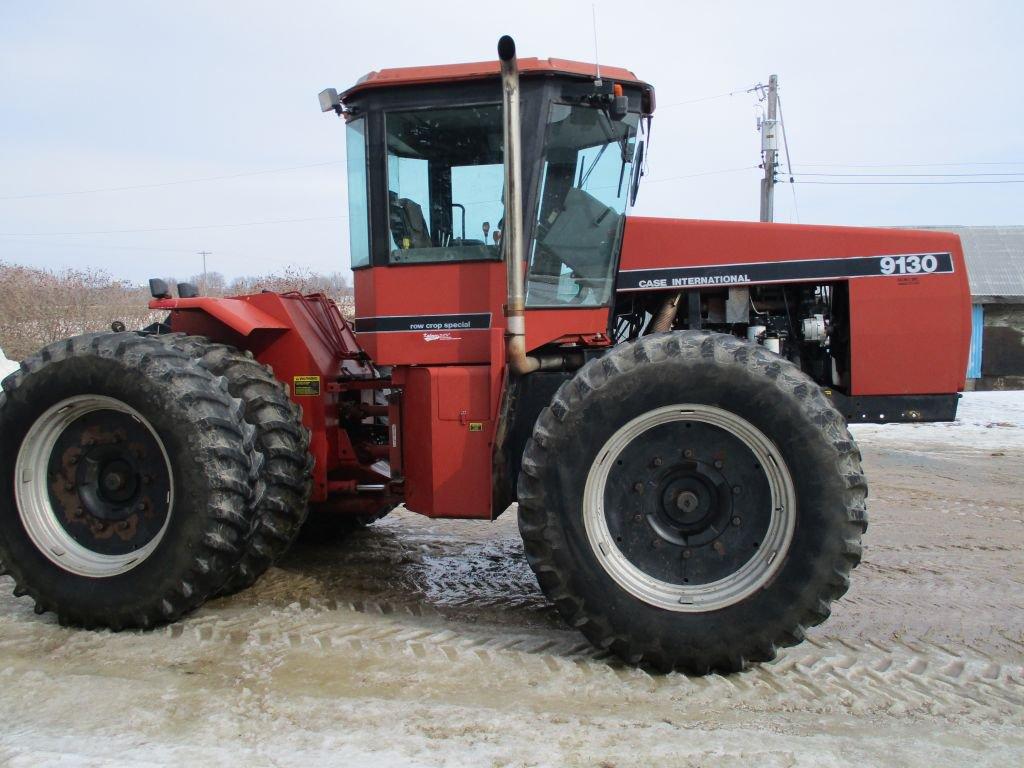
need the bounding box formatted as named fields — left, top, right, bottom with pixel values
left=354, top=313, right=492, bottom=334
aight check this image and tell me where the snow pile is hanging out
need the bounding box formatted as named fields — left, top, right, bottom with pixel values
left=850, top=390, right=1024, bottom=451
left=0, top=348, right=18, bottom=381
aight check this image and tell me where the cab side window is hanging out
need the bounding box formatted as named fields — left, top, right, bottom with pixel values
left=385, top=105, right=505, bottom=264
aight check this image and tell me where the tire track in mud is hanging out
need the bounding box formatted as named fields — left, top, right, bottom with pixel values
left=141, top=602, right=1024, bottom=722
left=4, top=585, right=1018, bottom=724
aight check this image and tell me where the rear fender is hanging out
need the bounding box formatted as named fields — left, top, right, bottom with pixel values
left=150, top=293, right=372, bottom=502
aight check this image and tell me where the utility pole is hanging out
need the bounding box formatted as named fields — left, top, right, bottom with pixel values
left=759, top=74, right=779, bottom=223
left=197, top=251, right=211, bottom=294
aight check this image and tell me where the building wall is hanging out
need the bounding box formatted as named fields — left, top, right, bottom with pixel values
left=967, top=304, right=984, bottom=379
left=982, top=304, right=1024, bottom=377
left=970, top=303, right=1024, bottom=390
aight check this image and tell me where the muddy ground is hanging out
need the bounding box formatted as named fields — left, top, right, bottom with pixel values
left=0, top=424, right=1022, bottom=766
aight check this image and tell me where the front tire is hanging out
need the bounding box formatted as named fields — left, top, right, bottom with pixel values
left=0, top=333, right=259, bottom=628
left=517, top=331, right=867, bottom=673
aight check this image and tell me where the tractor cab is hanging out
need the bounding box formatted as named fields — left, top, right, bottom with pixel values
left=323, top=56, right=655, bottom=367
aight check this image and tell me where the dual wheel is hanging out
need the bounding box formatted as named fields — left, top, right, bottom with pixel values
left=518, top=331, right=867, bottom=674
left=0, top=332, right=312, bottom=628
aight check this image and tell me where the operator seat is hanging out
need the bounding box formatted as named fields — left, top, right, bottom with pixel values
left=388, top=191, right=432, bottom=249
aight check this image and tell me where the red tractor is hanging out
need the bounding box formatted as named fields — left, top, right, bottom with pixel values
left=0, top=37, right=970, bottom=673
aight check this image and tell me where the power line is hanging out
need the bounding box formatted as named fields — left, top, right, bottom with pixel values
left=0, top=160, right=344, bottom=201
left=0, top=239, right=201, bottom=253
left=0, top=215, right=346, bottom=237
left=794, top=171, right=1024, bottom=178
left=794, top=160, right=1024, bottom=168
left=787, top=179, right=1024, bottom=186
left=644, top=166, right=760, bottom=184
left=658, top=86, right=757, bottom=109
left=776, top=92, right=799, bottom=223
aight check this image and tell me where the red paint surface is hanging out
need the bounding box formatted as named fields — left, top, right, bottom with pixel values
left=151, top=292, right=376, bottom=502
left=342, top=57, right=650, bottom=100
left=392, top=365, right=494, bottom=518
left=353, top=263, right=613, bottom=365
left=620, top=218, right=971, bottom=395
left=151, top=215, right=971, bottom=521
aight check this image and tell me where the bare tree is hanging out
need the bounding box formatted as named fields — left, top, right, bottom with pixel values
left=0, top=262, right=356, bottom=360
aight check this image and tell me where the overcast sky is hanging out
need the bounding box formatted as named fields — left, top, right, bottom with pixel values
left=1, top=0, right=1021, bottom=284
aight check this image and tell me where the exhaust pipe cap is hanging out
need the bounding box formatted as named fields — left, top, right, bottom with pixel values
left=498, top=35, right=516, bottom=62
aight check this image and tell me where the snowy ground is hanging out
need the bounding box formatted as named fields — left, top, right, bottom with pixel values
left=0, top=392, right=1022, bottom=766
left=850, top=390, right=1024, bottom=452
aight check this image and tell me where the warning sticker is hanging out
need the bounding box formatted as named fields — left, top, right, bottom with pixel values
left=293, top=375, right=321, bottom=397
left=468, top=422, right=484, bottom=432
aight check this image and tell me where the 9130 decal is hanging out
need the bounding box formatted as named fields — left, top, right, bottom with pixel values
left=879, top=254, right=940, bottom=275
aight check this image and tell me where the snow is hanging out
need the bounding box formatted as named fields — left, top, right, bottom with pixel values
left=0, top=348, right=17, bottom=381
left=849, top=390, right=1024, bottom=452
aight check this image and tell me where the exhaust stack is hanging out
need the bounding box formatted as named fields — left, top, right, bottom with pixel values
left=498, top=35, right=540, bottom=375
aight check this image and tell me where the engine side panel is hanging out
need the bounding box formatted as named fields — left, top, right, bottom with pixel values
left=618, top=217, right=971, bottom=396
left=392, top=365, right=494, bottom=519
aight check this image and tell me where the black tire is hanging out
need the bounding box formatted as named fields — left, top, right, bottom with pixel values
left=517, top=331, right=867, bottom=674
left=153, top=335, right=313, bottom=594
left=0, top=332, right=259, bottom=629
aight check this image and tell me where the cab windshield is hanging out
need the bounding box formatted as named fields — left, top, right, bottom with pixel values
left=526, top=104, right=640, bottom=307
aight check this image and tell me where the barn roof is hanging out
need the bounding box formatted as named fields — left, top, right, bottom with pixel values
left=909, top=226, right=1024, bottom=301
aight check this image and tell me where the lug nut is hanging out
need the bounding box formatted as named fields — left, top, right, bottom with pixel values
left=714, top=459, right=724, bottom=469
left=652, top=457, right=663, bottom=468
left=732, top=516, right=742, bottom=526
left=682, top=549, right=692, bottom=559
left=733, top=486, right=742, bottom=495
left=633, top=514, right=642, bottom=522
left=683, top=449, right=694, bottom=459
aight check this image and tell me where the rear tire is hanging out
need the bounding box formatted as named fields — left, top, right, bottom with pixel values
left=0, top=332, right=259, bottom=628
left=517, top=331, right=867, bottom=674
left=154, top=335, right=313, bottom=594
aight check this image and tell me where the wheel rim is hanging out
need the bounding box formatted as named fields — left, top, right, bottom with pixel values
left=582, top=404, right=796, bottom=612
left=15, top=395, right=174, bottom=578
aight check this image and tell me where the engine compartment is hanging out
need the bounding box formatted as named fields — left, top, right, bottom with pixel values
left=613, top=282, right=851, bottom=391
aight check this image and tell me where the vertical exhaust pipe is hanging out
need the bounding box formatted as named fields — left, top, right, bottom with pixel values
left=498, top=35, right=540, bottom=375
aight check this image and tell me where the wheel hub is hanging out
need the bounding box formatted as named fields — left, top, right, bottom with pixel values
left=583, top=404, right=797, bottom=612
left=45, top=409, right=171, bottom=556
left=15, top=395, right=175, bottom=576
left=651, top=460, right=733, bottom=545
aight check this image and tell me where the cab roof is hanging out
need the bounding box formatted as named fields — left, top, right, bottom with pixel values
left=341, top=57, right=654, bottom=109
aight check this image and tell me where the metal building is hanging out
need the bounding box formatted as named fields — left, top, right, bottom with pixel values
left=915, top=226, right=1024, bottom=388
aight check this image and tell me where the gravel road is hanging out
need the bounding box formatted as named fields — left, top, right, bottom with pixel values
left=1, top=396, right=1022, bottom=767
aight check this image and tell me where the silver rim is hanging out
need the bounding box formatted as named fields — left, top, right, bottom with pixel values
left=15, top=395, right=174, bottom=578
left=582, top=404, right=796, bottom=612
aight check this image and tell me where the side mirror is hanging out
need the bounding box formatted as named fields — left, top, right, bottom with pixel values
left=609, top=94, right=629, bottom=120
left=318, top=88, right=341, bottom=114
